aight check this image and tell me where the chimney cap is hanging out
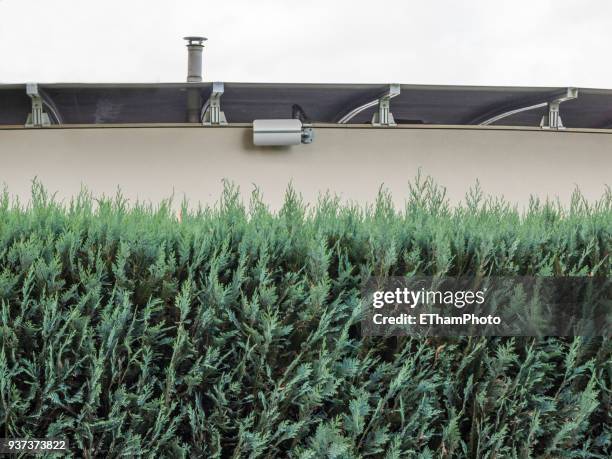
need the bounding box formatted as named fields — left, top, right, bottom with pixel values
left=183, top=36, right=207, bottom=46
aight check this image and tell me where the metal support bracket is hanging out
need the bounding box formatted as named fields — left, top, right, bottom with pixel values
left=540, top=87, right=578, bottom=129
left=301, top=125, right=314, bottom=144
left=372, top=83, right=400, bottom=126
left=337, top=84, right=400, bottom=126
left=476, top=87, right=578, bottom=129
left=25, top=83, right=51, bottom=128
left=201, top=81, right=227, bottom=125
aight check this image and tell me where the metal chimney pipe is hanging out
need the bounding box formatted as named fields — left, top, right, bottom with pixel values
left=183, top=36, right=207, bottom=82
left=184, top=36, right=206, bottom=122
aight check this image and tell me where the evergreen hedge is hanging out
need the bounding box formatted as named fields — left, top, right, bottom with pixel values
left=0, top=178, right=610, bottom=458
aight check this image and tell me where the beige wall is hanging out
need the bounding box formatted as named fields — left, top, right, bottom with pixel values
left=0, top=125, right=610, bottom=209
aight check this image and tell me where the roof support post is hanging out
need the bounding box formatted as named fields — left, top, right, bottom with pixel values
left=372, top=84, right=400, bottom=126
left=336, top=84, right=400, bottom=125
left=201, top=82, right=227, bottom=125
left=540, top=88, right=578, bottom=129
left=25, top=83, right=51, bottom=128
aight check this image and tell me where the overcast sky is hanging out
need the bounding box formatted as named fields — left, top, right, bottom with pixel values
left=1, top=0, right=611, bottom=87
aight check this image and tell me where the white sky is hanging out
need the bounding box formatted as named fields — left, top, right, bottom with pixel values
left=1, top=0, right=611, bottom=87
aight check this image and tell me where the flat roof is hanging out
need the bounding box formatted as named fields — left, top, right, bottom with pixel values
left=2, top=82, right=612, bottom=128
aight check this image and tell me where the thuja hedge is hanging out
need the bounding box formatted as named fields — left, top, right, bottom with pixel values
left=0, top=179, right=610, bottom=458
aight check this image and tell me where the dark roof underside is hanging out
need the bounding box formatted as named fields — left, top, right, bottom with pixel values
left=1, top=83, right=611, bottom=128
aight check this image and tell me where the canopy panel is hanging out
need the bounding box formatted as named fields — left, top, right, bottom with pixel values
left=1, top=82, right=611, bottom=128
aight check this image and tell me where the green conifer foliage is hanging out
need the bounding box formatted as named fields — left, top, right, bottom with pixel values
left=0, top=179, right=610, bottom=458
